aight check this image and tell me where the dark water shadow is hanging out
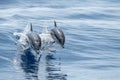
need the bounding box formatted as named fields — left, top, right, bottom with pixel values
left=45, top=53, right=67, bottom=80
left=16, top=47, right=67, bottom=80
left=19, top=49, right=39, bottom=80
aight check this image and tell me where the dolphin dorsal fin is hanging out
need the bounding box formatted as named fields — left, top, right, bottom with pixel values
left=24, top=23, right=33, bottom=33
left=29, top=23, right=33, bottom=31
left=54, top=21, right=57, bottom=27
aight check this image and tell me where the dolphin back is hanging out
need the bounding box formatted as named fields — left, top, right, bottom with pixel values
left=51, top=28, right=65, bottom=48
left=27, top=32, right=41, bottom=52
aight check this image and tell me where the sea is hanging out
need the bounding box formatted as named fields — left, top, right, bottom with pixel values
left=0, top=0, right=120, bottom=80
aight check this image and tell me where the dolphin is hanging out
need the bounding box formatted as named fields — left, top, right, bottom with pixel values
left=50, top=21, right=65, bottom=48
left=27, top=32, right=41, bottom=54
left=14, top=23, right=41, bottom=54
left=26, top=23, right=41, bottom=54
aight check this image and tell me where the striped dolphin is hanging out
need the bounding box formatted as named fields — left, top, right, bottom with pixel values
left=50, top=21, right=65, bottom=48
left=26, top=23, right=41, bottom=54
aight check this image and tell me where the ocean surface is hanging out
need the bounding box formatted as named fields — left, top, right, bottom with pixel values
left=0, top=0, right=120, bottom=80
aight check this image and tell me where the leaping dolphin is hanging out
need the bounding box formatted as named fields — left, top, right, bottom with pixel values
left=50, top=21, right=65, bottom=48
left=14, top=23, right=41, bottom=54
left=27, top=32, right=41, bottom=54
left=26, top=23, right=41, bottom=54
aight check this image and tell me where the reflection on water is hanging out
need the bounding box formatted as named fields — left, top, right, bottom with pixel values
left=18, top=49, right=40, bottom=80
left=45, top=53, right=67, bottom=80
left=15, top=48, right=67, bottom=80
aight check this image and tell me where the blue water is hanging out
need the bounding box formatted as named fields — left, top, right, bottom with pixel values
left=0, top=0, right=120, bottom=80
